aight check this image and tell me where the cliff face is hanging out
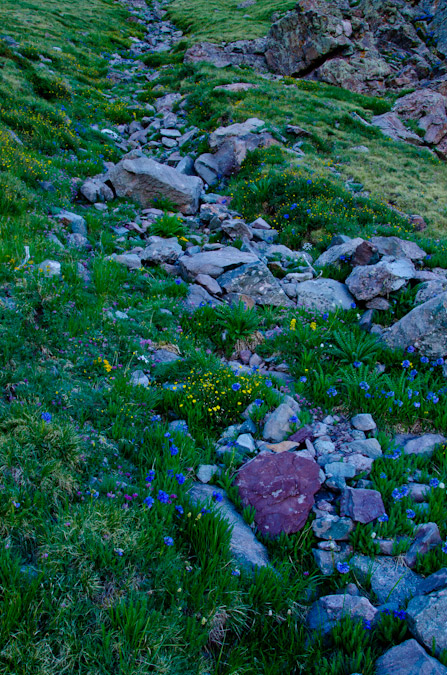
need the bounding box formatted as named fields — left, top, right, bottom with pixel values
left=421, top=0, right=447, bottom=56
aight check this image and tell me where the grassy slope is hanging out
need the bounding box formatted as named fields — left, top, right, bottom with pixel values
left=164, top=0, right=447, bottom=236
left=1, top=0, right=447, bottom=673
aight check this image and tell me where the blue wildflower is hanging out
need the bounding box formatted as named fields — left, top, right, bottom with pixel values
left=336, top=561, right=350, bottom=574
left=175, top=473, right=186, bottom=485
left=212, top=491, right=223, bottom=502
left=378, top=514, right=389, bottom=522
left=327, top=387, right=337, bottom=397
left=175, top=505, right=184, bottom=515
left=164, top=536, right=174, bottom=546
left=41, top=412, right=52, bottom=422
left=406, top=509, right=416, bottom=519
left=430, top=478, right=440, bottom=488
left=232, top=383, right=241, bottom=391
left=144, top=496, right=154, bottom=508
left=158, top=490, right=170, bottom=503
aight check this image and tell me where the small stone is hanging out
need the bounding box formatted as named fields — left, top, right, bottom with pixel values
left=344, top=438, right=382, bottom=459
left=235, top=434, right=256, bottom=453
left=404, top=523, right=442, bottom=569
left=351, top=413, right=376, bottom=432
left=312, top=514, right=355, bottom=541
left=263, top=403, right=295, bottom=442
left=376, top=639, right=447, bottom=675
left=197, top=464, right=220, bottom=483
left=340, top=487, right=385, bottom=524
left=307, top=594, right=378, bottom=633
left=130, top=370, right=149, bottom=387
left=38, top=259, right=60, bottom=277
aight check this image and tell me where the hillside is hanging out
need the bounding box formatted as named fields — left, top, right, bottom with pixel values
left=1, top=0, right=447, bottom=673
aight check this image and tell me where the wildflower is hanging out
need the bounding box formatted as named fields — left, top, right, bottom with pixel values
left=212, top=491, right=223, bottom=502
left=414, top=402, right=421, bottom=408
left=436, top=358, right=445, bottom=366
left=231, top=569, right=241, bottom=576
left=402, top=360, right=411, bottom=368
left=363, top=619, right=372, bottom=630
left=265, top=379, right=273, bottom=388
left=336, top=561, right=350, bottom=574
left=327, top=386, right=337, bottom=397
left=170, top=445, right=179, bottom=456
left=378, top=514, right=389, bottom=522
left=380, top=473, right=387, bottom=479
left=12, top=501, right=20, bottom=508
left=254, top=399, right=263, bottom=406
left=175, top=473, right=186, bottom=485
left=407, top=346, right=415, bottom=353
left=290, top=318, right=297, bottom=331
left=310, top=321, right=317, bottom=331
left=174, top=278, right=182, bottom=285
left=300, top=376, right=307, bottom=383
left=442, top=542, right=447, bottom=554
left=421, top=356, right=429, bottom=364
left=41, top=412, right=52, bottom=422
left=406, top=509, right=416, bottom=519
left=350, top=302, right=356, bottom=309
left=393, top=609, right=406, bottom=621
left=289, top=415, right=298, bottom=423
left=232, top=383, right=241, bottom=391
left=359, top=381, right=370, bottom=391
left=164, top=536, right=174, bottom=546
left=430, top=478, right=440, bottom=488
left=145, top=470, right=155, bottom=482
left=114, top=548, right=124, bottom=556
left=353, top=361, right=362, bottom=368
left=175, top=505, right=184, bottom=515
left=157, top=490, right=170, bottom=503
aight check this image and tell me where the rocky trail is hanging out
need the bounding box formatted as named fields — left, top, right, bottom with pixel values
left=2, top=0, right=447, bottom=672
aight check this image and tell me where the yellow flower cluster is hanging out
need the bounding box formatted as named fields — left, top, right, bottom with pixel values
left=94, top=356, right=112, bottom=373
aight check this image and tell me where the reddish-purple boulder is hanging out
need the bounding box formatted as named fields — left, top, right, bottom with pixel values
left=234, top=451, right=321, bottom=536
left=340, top=487, right=385, bottom=524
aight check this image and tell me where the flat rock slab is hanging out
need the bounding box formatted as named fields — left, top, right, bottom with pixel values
left=217, top=262, right=294, bottom=307
left=188, top=483, right=269, bottom=571
left=235, top=451, right=321, bottom=536
left=407, top=589, right=447, bottom=656
left=179, top=247, right=258, bottom=279
left=340, top=487, right=385, bottom=524
left=376, top=639, right=447, bottom=675
left=351, top=554, right=424, bottom=605
left=403, top=434, right=447, bottom=457
left=107, top=156, right=203, bottom=215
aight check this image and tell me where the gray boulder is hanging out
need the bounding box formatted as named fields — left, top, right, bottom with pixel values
left=295, top=278, right=355, bottom=313
left=383, top=292, right=447, bottom=358
left=370, top=236, right=427, bottom=261
left=307, top=594, right=378, bottom=634
left=209, top=118, right=266, bottom=148
left=351, top=554, right=424, bottom=605
left=263, top=403, right=296, bottom=442
left=179, top=247, right=258, bottom=279
left=54, top=210, right=87, bottom=236
left=188, top=483, right=270, bottom=571
left=403, top=434, right=447, bottom=457
left=140, top=236, right=182, bottom=264
left=346, top=259, right=415, bottom=301
left=405, top=523, right=442, bottom=569
left=107, top=157, right=203, bottom=214
left=217, top=262, right=294, bottom=307
left=376, top=639, right=447, bottom=675
left=407, top=589, right=447, bottom=656
left=314, top=238, right=365, bottom=267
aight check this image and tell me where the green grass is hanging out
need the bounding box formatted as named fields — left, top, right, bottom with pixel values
left=167, top=0, right=297, bottom=43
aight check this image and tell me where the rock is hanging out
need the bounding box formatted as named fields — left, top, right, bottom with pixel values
left=235, top=433, right=256, bottom=454
left=324, top=462, right=356, bottom=490
left=403, top=434, right=447, bottom=457
left=107, top=156, right=203, bottom=215
left=209, top=118, right=265, bottom=149
left=80, top=177, right=114, bottom=203
left=346, top=259, right=415, bottom=301
left=340, top=487, right=385, bottom=524
left=376, top=639, right=447, bottom=675
left=234, top=451, right=321, bottom=536
left=295, top=278, right=355, bottom=313
left=194, top=153, right=221, bottom=185
left=184, top=39, right=268, bottom=71
left=130, top=370, right=149, bottom=387
left=183, top=284, right=220, bottom=309
left=217, top=262, right=294, bottom=307
left=113, top=254, right=141, bottom=270
left=263, top=403, right=297, bottom=442
left=188, top=483, right=269, bottom=570
left=152, top=349, right=181, bottom=364
left=179, top=247, right=258, bottom=279
left=38, top=259, right=60, bottom=277
left=407, top=589, right=447, bottom=656
left=141, top=237, right=182, bottom=264
left=370, top=236, right=427, bottom=261
left=344, top=438, right=382, bottom=459
left=265, top=244, right=311, bottom=265
left=416, top=280, right=447, bottom=305
left=351, top=413, right=376, bottom=432
left=383, top=292, right=447, bottom=359
left=197, top=464, right=220, bottom=483
left=155, top=93, right=182, bottom=113
left=176, top=155, right=195, bottom=175
left=66, top=233, right=89, bottom=249
left=366, top=297, right=391, bottom=311
left=307, top=594, right=378, bottom=634
left=312, top=514, right=355, bottom=541
left=213, top=82, right=258, bottom=93
left=196, top=273, right=222, bottom=296
left=345, top=454, right=374, bottom=475
left=221, top=219, right=253, bottom=241
left=314, top=238, right=365, bottom=267
left=351, top=554, right=424, bottom=605
left=54, top=210, right=87, bottom=236
left=313, top=544, right=353, bottom=576
left=404, top=523, right=442, bottom=569
left=371, top=112, right=424, bottom=145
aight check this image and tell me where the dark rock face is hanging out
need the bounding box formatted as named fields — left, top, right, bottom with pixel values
left=340, top=487, right=385, bottom=524
left=234, top=451, right=321, bottom=536
left=376, top=639, right=447, bottom=675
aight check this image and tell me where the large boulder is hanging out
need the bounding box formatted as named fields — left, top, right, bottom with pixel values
left=340, top=487, right=385, bottom=524
left=376, top=639, right=447, bottom=675
left=295, top=278, right=355, bottom=313
left=407, top=589, right=447, bottom=656
left=307, top=594, right=378, bottom=634
left=346, top=258, right=415, bottom=301
left=217, top=262, right=294, bottom=307
left=184, top=39, right=268, bottom=71
left=314, top=238, right=365, bottom=267
left=140, top=236, right=182, bottom=264
left=209, top=118, right=266, bottom=149
left=371, top=112, right=424, bottom=145
left=351, top=554, right=425, bottom=605
left=235, top=451, right=321, bottom=536
left=179, top=247, right=258, bottom=279
left=188, top=483, right=270, bottom=571
left=383, top=292, right=447, bottom=358
left=370, top=236, right=427, bottom=261
left=107, top=156, right=203, bottom=215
